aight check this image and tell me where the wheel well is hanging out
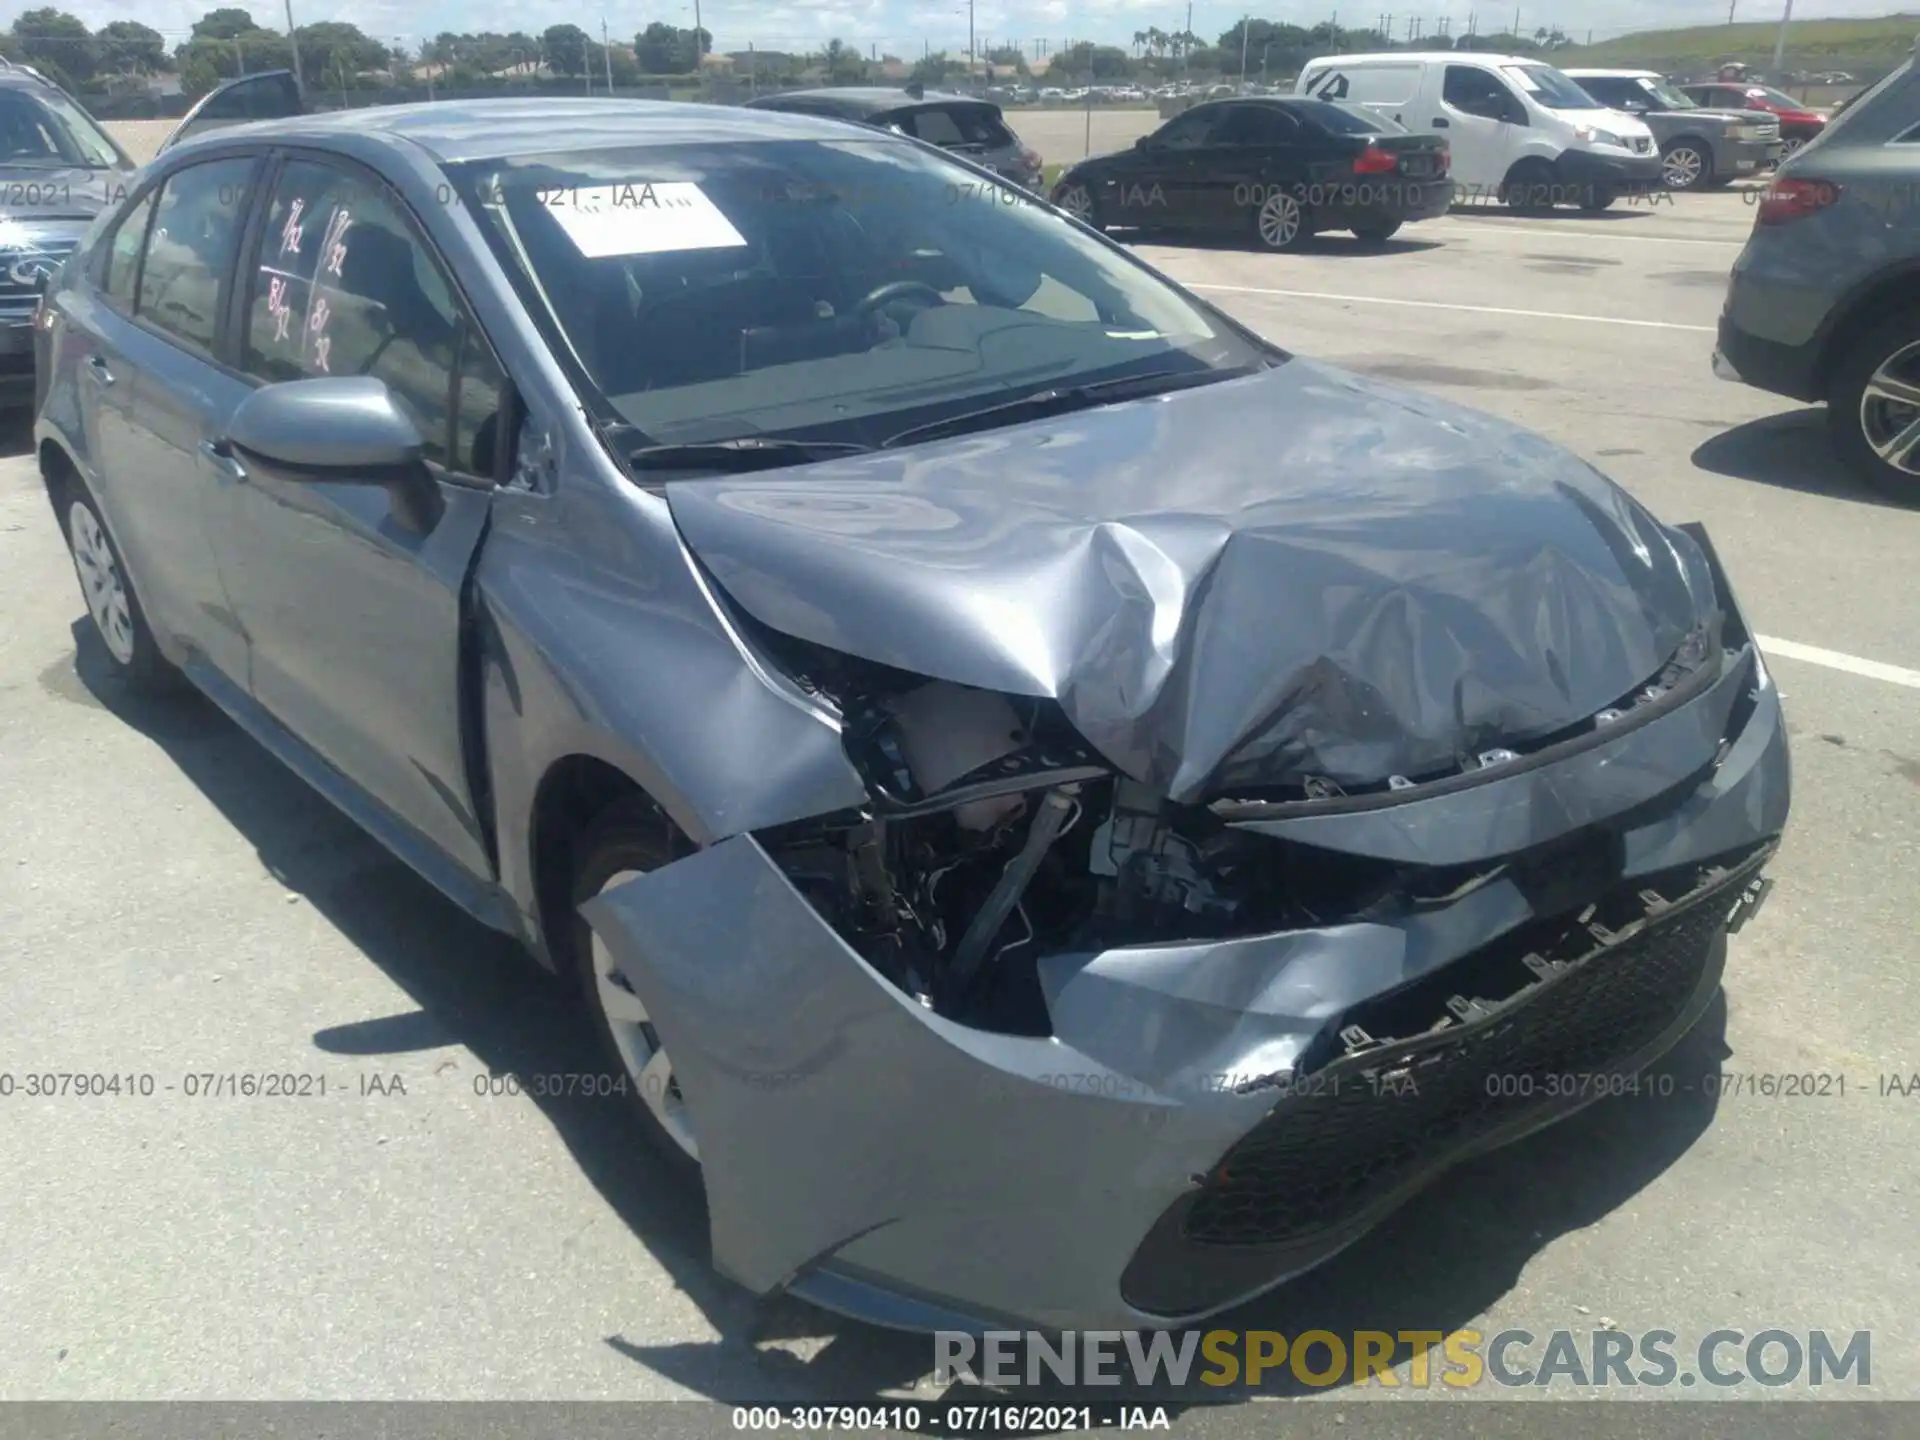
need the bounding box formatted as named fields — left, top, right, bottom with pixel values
left=38, top=439, right=76, bottom=537
left=1501, top=156, right=1554, bottom=186
left=1663, top=133, right=1710, bottom=152
left=528, top=756, right=681, bottom=968
left=1814, top=271, right=1920, bottom=393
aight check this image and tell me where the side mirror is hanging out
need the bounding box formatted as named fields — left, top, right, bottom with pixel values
left=225, top=376, right=446, bottom=530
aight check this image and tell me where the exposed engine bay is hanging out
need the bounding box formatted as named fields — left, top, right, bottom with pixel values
left=759, top=661, right=1512, bottom=1034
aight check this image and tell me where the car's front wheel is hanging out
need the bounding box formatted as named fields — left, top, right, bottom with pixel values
left=1661, top=141, right=1711, bottom=191
left=1054, top=182, right=1101, bottom=229
left=1828, top=310, right=1920, bottom=504
left=61, top=484, right=179, bottom=689
left=570, top=795, right=703, bottom=1182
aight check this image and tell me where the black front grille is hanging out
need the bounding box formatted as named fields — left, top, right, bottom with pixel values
left=1179, top=860, right=1749, bottom=1250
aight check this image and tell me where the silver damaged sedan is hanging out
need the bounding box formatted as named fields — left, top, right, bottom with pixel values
left=32, top=94, right=1790, bottom=1332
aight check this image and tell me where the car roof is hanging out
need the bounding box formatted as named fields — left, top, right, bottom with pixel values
left=1562, top=69, right=1658, bottom=79
left=165, top=97, right=896, bottom=164
left=750, top=87, right=985, bottom=114
left=1305, top=51, right=1543, bottom=65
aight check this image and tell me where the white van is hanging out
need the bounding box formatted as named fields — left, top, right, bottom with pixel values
left=1296, top=52, right=1664, bottom=209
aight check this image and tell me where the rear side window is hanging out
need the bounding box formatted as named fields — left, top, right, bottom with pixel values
left=903, top=104, right=1015, bottom=148
left=241, top=158, right=504, bottom=475
left=101, top=190, right=156, bottom=307
left=136, top=157, right=256, bottom=354
left=1217, top=105, right=1300, bottom=144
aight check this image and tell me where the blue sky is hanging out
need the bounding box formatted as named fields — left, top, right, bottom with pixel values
left=44, top=0, right=1902, bottom=56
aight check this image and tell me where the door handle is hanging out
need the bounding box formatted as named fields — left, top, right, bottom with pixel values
left=199, top=438, right=247, bottom=482
left=84, top=354, right=113, bottom=385
left=1432, top=117, right=1450, bottom=128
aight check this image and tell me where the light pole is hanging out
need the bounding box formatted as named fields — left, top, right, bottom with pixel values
left=284, top=0, right=305, bottom=93
left=1239, top=13, right=1250, bottom=83
left=1770, top=0, right=1793, bottom=73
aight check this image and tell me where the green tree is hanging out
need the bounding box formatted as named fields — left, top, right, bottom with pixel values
left=12, top=8, right=95, bottom=82
left=634, top=22, right=707, bottom=74
left=192, top=8, right=259, bottom=42
left=542, top=22, right=591, bottom=77
left=820, top=37, right=867, bottom=84
left=97, top=20, right=167, bottom=73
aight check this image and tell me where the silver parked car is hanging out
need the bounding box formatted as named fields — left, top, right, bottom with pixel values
left=743, top=83, right=1045, bottom=190
left=35, top=93, right=1786, bottom=1333
left=1713, top=43, right=1920, bottom=501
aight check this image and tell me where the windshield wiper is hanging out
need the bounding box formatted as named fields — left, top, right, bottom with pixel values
left=881, top=365, right=1264, bottom=449
left=627, top=437, right=875, bottom=474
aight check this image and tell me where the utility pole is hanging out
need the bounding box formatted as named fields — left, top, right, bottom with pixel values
left=1770, top=0, right=1793, bottom=71
left=234, top=35, right=245, bottom=76
left=1239, top=12, right=1250, bottom=81
left=602, top=20, right=614, bottom=91
left=969, top=0, right=976, bottom=71
left=693, top=0, right=703, bottom=67
left=284, top=0, right=304, bottom=93
left=1728, top=0, right=1737, bottom=20
left=1513, top=6, right=1520, bottom=36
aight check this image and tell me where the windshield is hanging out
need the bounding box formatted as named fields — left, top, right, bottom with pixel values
left=1501, top=64, right=1606, bottom=110
left=0, top=86, right=124, bottom=168
left=1638, top=77, right=1696, bottom=108
left=449, top=139, right=1267, bottom=451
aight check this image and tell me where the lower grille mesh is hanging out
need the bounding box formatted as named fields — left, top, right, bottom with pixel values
left=1181, top=887, right=1729, bottom=1249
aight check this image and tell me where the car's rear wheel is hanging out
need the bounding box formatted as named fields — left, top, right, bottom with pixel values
left=1253, top=190, right=1307, bottom=250
left=1827, top=311, right=1920, bottom=504
left=1578, top=185, right=1618, bottom=212
left=1055, top=182, right=1101, bottom=229
left=1780, top=135, right=1806, bottom=161
left=1661, top=141, right=1710, bottom=191
left=61, top=485, right=179, bottom=690
left=1352, top=219, right=1402, bottom=244
left=569, top=795, right=703, bottom=1183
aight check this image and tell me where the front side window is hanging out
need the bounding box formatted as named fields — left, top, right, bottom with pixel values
left=242, top=159, right=502, bottom=472
left=0, top=86, right=124, bottom=168
left=448, top=137, right=1268, bottom=451
left=136, top=157, right=256, bottom=353
left=102, top=190, right=156, bottom=307
left=1444, top=67, right=1518, bottom=118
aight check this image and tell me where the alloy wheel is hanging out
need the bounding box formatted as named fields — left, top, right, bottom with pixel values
left=1257, top=191, right=1303, bottom=250
left=68, top=500, right=135, bottom=666
left=1859, top=339, right=1920, bottom=476
left=1662, top=145, right=1706, bottom=190
left=1781, top=136, right=1805, bottom=160
left=590, top=868, right=698, bottom=1161
left=1056, top=183, right=1093, bottom=221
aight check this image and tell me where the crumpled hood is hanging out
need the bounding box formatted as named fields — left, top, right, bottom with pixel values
left=666, top=360, right=1718, bottom=803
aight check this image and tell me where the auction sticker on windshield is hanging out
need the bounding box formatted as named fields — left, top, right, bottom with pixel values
left=535, top=181, right=748, bottom=257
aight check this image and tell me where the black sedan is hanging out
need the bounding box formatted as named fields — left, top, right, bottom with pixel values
left=1052, top=97, right=1452, bottom=250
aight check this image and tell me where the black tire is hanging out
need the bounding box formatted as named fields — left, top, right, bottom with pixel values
left=1500, top=159, right=1555, bottom=213
left=1352, top=219, right=1402, bottom=243
left=1661, top=141, right=1712, bottom=192
left=1825, top=309, right=1920, bottom=505
left=567, top=794, right=705, bottom=1187
left=1578, top=185, right=1618, bottom=212
left=58, top=480, right=182, bottom=691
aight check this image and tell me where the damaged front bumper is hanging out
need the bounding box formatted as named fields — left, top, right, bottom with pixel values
left=579, top=540, right=1791, bottom=1334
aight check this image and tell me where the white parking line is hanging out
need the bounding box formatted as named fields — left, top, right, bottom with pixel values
left=1437, top=221, right=1747, bottom=247
left=1181, top=283, right=1718, bottom=332
left=1756, top=636, right=1920, bottom=690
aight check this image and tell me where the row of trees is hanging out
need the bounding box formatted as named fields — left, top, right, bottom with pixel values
left=0, top=8, right=727, bottom=97
left=1, top=6, right=1589, bottom=101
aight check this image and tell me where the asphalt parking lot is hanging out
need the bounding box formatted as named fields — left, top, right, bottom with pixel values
left=1, top=123, right=1916, bottom=1409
